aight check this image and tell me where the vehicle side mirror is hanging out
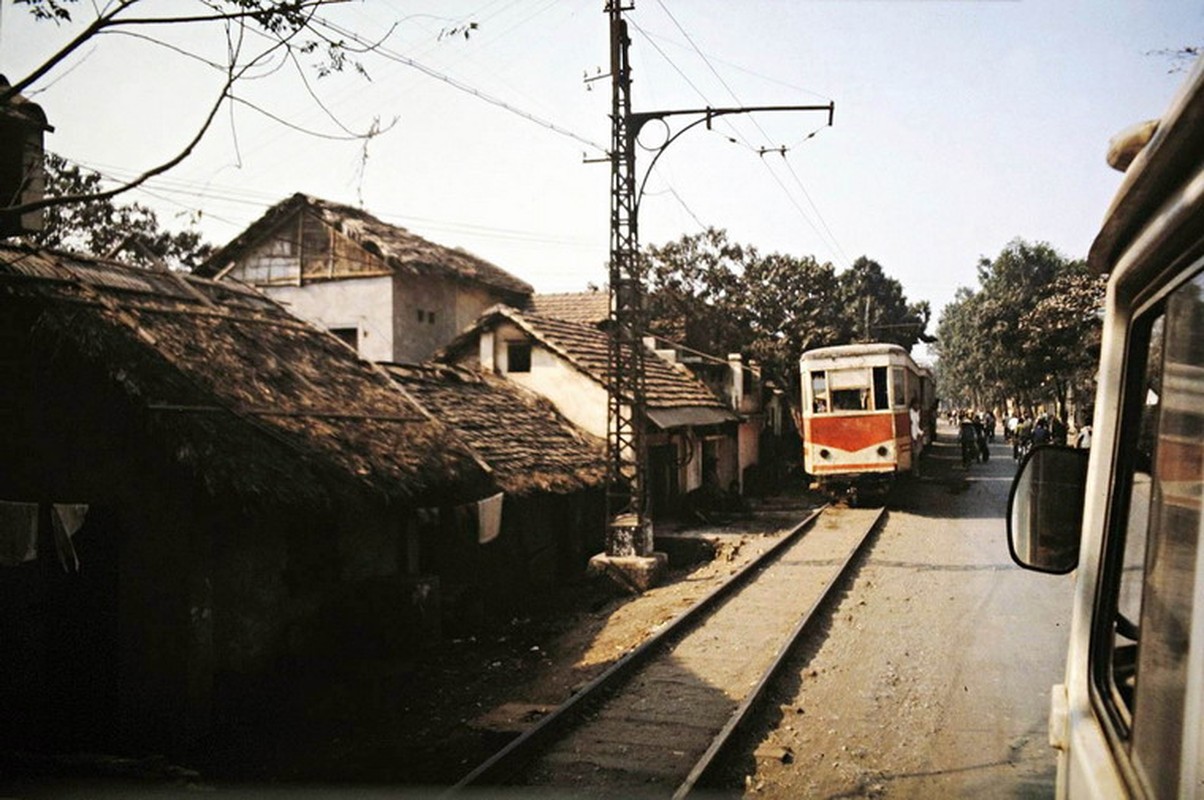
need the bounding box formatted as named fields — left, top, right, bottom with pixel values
left=1007, top=445, right=1089, bottom=574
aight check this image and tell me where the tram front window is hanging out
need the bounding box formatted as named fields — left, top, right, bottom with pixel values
left=828, top=368, right=872, bottom=411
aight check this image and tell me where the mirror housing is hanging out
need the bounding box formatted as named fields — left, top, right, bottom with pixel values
left=1007, top=445, right=1089, bottom=574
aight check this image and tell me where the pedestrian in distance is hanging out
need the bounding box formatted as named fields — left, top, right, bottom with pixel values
left=1075, top=424, right=1093, bottom=450
left=1032, top=417, right=1051, bottom=446
left=1050, top=415, right=1068, bottom=446
left=973, top=417, right=990, bottom=462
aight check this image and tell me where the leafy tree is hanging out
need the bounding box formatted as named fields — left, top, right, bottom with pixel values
left=25, top=153, right=212, bottom=270
left=935, top=238, right=1099, bottom=417
left=640, top=229, right=928, bottom=390
left=837, top=256, right=933, bottom=349
left=3, top=0, right=395, bottom=220
left=1019, top=266, right=1107, bottom=416
left=934, top=287, right=988, bottom=407
left=642, top=228, right=752, bottom=359
left=741, top=251, right=846, bottom=381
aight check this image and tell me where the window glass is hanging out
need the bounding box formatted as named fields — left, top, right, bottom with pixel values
left=829, top=369, right=869, bottom=411
left=810, top=371, right=828, bottom=413
left=1096, top=270, right=1204, bottom=798
left=891, top=366, right=906, bottom=408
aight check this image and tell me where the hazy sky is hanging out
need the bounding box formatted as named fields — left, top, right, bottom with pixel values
left=3, top=1, right=1200, bottom=334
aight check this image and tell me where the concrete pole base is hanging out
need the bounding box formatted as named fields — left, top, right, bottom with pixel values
left=588, top=551, right=668, bottom=593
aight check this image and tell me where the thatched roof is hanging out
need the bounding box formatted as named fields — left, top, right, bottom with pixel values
left=0, top=243, right=492, bottom=506
left=526, top=291, right=609, bottom=326
left=383, top=362, right=606, bottom=497
left=439, top=306, right=737, bottom=415
left=195, top=193, right=533, bottom=298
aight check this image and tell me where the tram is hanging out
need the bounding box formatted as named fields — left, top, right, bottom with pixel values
left=800, top=342, right=931, bottom=500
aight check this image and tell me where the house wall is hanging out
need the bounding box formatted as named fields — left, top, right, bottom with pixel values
left=222, top=209, right=526, bottom=364
left=475, top=322, right=611, bottom=438
left=393, top=274, right=511, bottom=363
left=737, top=417, right=763, bottom=493
left=421, top=490, right=605, bottom=632
left=261, top=276, right=394, bottom=362
left=0, top=342, right=212, bottom=754
left=0, top=317, right=445, bottom=755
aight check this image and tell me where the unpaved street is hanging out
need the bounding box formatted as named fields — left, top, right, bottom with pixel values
left=726, top=429, right=1075, bottom=799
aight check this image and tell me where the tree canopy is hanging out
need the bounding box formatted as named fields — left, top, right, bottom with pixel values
left=640, top=228, right=931, bottom=390
left=23, top=153, right=213, bottom=270
left=934, top=238, right=1105, bottom=418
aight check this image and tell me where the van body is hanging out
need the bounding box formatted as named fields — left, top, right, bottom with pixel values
left=1007, top=59, right=1204, bottom=797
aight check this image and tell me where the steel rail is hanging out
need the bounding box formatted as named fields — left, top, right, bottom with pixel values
left=672, top=506, right=886, bottom=799
left=448, top=504, right=827, bottom=793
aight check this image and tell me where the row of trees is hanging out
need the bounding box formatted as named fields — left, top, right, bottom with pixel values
left=934, top=238, right=1107, bottom=422
left=638, top=228, right=933, bottom=386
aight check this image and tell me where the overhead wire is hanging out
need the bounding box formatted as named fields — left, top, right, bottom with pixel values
left=58, top=153, right=600, bottom=251
left=644, top=1, right=850, bottom=268
left=310, top=15, right=607, bottom=154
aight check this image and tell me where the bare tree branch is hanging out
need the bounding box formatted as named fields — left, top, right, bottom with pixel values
left=3, top=4, right=327, bottom=217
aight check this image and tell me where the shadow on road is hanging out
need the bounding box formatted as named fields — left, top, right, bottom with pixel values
left=885, top=431, right=1017, bottom=521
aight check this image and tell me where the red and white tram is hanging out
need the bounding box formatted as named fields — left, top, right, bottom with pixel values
left=800, top=343, right=931, bottom=500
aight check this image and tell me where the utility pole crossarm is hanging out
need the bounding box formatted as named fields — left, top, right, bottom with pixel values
left=629, top=102, right=835, bottom=137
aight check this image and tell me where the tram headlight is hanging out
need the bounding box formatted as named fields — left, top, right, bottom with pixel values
left=876, top=446, right=889, bottom=457
left=819, top=448, right=831, bottom=459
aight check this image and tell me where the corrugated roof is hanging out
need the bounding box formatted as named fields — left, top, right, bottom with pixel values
left=383, top=362, right=607, bottom=496
left=0, top=243, right=491, bottom=505
left=195, top=193, right=533, bottom=297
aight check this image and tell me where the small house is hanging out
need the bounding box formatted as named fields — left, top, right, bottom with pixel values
left=194, top=193, right=533, bottom=362
left=382, top=362, right=608, bottom=619
left=438, top=306, right=742, bottom=518
left=0, top=243, right=494, bottom=755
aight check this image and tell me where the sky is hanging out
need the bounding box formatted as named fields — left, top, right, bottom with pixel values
left=3, top=0, right=1201, bottom=349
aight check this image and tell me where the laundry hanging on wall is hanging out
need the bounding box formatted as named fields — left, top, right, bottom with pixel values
left=0, top=501, right=88, bottom=571
left=477, top=492, right=504, bottom=544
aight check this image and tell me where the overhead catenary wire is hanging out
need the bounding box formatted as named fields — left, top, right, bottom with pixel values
left=638, top=2, right=851, bottom=269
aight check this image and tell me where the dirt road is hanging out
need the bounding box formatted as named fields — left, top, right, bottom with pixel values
left=724, top=428, right=1075, bottom=798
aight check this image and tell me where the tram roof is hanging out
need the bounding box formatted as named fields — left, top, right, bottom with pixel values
left=800, top=342, right=911, bottom=365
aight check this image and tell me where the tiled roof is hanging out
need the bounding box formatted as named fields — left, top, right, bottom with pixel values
left=383, top=363, right=606, bottom=496
left=196, top=193, right=533, bottom=297
left=440, top=307, right=735, bottom=414
left=527, top=291, right=609, bottom=325
left=0, top=243, right=491, bottom=505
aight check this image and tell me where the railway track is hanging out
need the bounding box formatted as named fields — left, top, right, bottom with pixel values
left=450, top=505, right=885, bottom=798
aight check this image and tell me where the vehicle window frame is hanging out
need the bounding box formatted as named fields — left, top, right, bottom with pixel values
left=1089, top=254, right=1204, bottom=795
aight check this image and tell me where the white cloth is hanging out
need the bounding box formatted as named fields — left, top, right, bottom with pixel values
left=477, top=493, right=504, bottom=544
left=51, top=504, right=88, bottom=572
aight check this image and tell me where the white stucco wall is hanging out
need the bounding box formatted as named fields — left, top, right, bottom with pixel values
left=261, top=276, right=394, bottom=363
left=504, top=345, right=609, bottom=438
left=738, top=418, right=763, bottom=492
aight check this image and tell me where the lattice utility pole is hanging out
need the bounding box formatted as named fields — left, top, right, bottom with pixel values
left=603, top=1, right=651, bottom=559
left=599, top=1, right=835, bottom=576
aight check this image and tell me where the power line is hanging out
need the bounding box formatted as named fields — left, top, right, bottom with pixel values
left=311, top=15, right=607, bottom=154
left=630, top=6, right=849, bottom=267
